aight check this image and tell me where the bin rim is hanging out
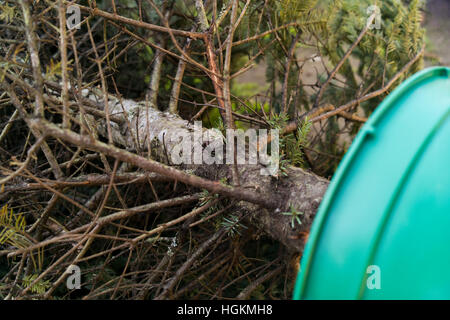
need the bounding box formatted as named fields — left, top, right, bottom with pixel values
left=293, top=66, right=450, bottom=300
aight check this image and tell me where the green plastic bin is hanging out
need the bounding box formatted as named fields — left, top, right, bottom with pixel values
left=294, top=67, right=450, bottom=299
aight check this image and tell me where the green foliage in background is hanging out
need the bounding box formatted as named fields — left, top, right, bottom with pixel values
left=322, top=0, right=424, bottom=114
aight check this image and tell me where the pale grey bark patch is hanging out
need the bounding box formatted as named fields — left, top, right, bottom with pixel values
left=79, top=88, right=329, bottom=253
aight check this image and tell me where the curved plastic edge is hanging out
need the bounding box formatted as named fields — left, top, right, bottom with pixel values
left=357, top=108, right=450, bottom=299
left=293, top=66, right=450, bottom=300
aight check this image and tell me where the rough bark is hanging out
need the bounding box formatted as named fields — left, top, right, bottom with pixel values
left=48, top=87, right=330, bottom=253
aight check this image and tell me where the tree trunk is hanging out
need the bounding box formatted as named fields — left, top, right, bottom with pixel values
left=35, top=87, right=330, bottom=253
